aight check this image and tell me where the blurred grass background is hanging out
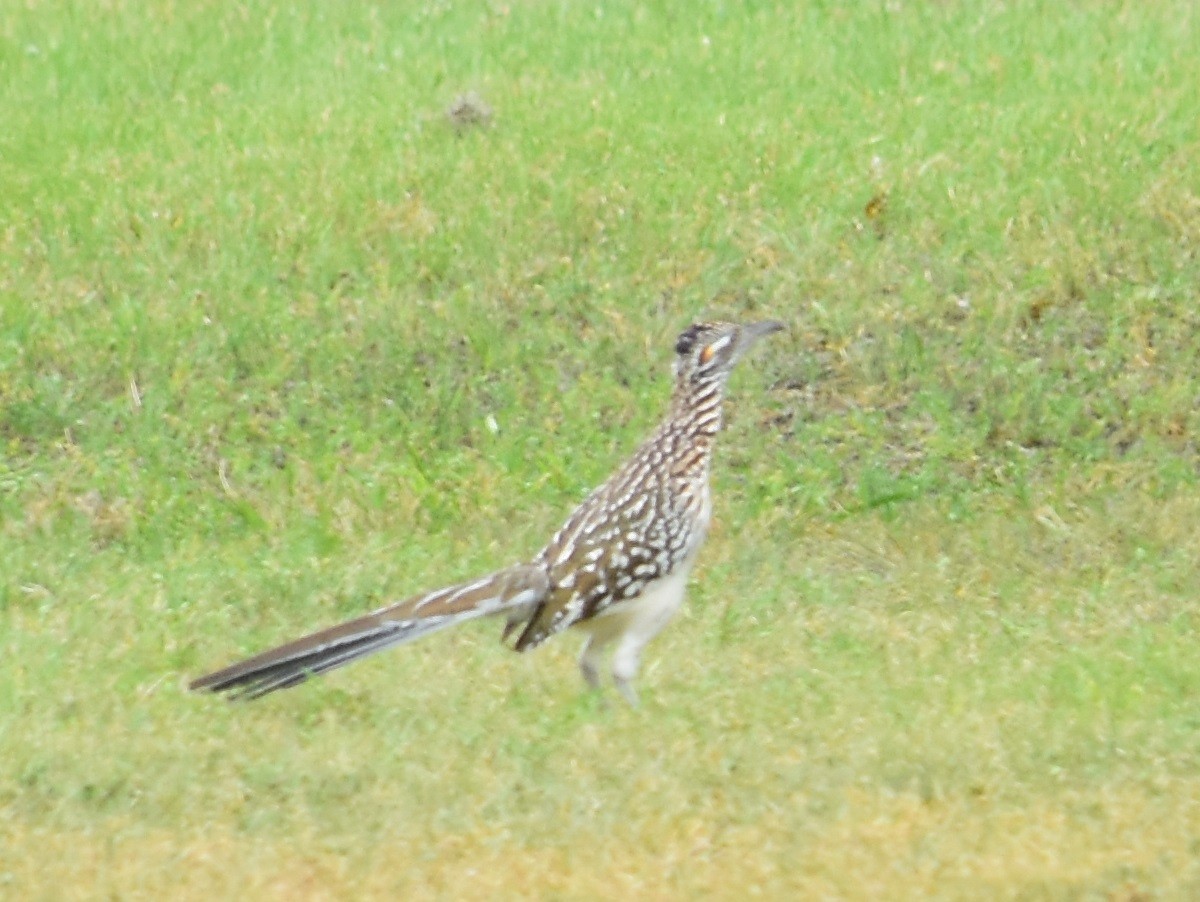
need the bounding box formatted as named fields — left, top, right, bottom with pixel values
left=2, top=0, right=1200, bottom=897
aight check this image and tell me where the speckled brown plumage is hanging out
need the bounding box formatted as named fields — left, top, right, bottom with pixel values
left=190, top=320, right=783, bottom=704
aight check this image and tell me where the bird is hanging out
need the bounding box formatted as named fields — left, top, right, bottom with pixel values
left=190, top=319, right=784, bottom=705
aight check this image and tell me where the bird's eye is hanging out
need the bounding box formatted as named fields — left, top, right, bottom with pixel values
left=699, top=344, right=716, bottom=364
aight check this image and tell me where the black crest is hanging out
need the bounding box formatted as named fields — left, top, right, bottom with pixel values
left=674, top=324, right=707, bottom=356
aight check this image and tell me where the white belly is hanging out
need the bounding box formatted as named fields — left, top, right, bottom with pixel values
left=576, top=561, right=693, bottom=648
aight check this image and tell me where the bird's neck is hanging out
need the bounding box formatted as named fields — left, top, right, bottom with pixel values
left=667, top=374, right=727, bottom=440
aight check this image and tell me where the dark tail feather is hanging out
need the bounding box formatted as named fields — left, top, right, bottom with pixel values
left=190, top=564, right=548, bottom=700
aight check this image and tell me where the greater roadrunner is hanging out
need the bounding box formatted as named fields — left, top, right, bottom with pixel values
left=191, top=320, right=783, bottom=704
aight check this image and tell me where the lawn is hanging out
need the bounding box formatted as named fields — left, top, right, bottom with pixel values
left=3, top=0, right=1200, bottom=897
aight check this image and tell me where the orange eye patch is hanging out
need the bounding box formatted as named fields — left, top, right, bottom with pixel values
left=699, top=344, right=716, bottom=364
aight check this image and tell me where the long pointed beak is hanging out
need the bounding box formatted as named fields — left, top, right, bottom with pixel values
left=734, top=320, right=785, bottom=360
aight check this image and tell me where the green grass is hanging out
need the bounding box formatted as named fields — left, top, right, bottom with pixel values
left=3, top=0, right=1200, bottom=897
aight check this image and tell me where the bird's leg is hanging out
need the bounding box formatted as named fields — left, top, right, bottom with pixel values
left=614, top=674, right=640, bottom=708
left=578, top=636, right=605, bottom=691
left=611, top=636, right=646, bottom=707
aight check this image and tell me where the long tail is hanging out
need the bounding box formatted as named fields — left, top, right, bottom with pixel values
left=189, top=563, right=548, bottom=700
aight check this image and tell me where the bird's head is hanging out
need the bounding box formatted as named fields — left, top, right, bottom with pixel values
left=672, top=320, right=785, bottom=385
